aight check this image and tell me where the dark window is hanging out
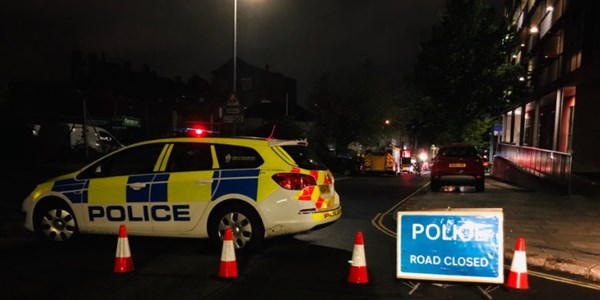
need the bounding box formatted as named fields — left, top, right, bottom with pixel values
left=440, top=147, right=478, bottom=157
left=241, top=77, right=253, bottom=92
left=281, top=145, right=327, bottom=170
left=538, top=109, right=555, bottom=150
left=78, top=143, right=165, bottom=179
left=401, top=157, right=412, bottom=165
left=214, top=144, right=264, bottom=169
left=167, top=143, right=212, bottom=172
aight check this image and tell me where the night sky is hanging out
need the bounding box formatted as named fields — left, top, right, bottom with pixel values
left=1, top=0, right=505, bottom=102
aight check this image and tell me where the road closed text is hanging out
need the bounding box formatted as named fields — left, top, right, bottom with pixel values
left=409, top=254, right=490, bottom=268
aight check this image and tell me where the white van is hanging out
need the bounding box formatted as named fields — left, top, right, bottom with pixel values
left=32, top=122, right=124, bottom=158
left=66, top=123, right=124, bottom=155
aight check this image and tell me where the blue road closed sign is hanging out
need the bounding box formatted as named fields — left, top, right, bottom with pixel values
left=397, top=209, right=504, bottom=284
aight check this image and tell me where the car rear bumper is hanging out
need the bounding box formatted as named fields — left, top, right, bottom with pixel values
left=438, top=174, right=480, bottom=182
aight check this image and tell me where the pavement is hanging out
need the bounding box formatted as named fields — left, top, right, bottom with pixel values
left=402, top=175, right=600, bottom=283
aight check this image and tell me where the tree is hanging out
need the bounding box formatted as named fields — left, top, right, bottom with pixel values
left=407, top=0, right=525, bottom=147
left=248, top=116, right=306, bottom=140
left=309, top=60, right=403, bottom=153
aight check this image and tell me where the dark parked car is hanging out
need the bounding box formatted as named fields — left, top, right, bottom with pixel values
left=322, top=153, right=364, bottom=176
left=430, top=144, right=485, bottom=192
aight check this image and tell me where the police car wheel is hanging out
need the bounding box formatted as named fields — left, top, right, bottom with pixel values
left=209, top=203, right=264, bottom=252
left=35, top=201, right=79, bottom=242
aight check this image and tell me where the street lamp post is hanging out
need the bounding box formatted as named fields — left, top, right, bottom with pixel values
left=227, top=0, right=238, bottom=136
left=233, top=0, right=237, bottom=94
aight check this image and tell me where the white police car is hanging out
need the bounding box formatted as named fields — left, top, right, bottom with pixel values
left=22, top=137, right=342, bottom=250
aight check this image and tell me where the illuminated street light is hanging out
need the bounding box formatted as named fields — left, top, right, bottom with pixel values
left=529, top=26, right=539, bottom=34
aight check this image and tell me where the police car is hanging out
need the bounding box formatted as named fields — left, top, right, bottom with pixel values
left=22, top=137, right=342, bottom=251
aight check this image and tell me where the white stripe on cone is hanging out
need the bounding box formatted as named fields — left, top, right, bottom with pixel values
left=351, top=244, right=366, bottom=267
left=221, top=239, right=236, bottom=262
left=510, top=250, right=527, bottom=273
left=116, top=237, right=131, bottom=258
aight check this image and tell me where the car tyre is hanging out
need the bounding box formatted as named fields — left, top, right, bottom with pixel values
left=208, top=203, right=264, bottom=253
left=430, top=179, right=441, bottom=192
left=34, top=200, right=79, bottom=242
left=476, top=178, right=485, bottom=192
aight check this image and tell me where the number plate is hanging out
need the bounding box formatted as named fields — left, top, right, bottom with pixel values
left=449, top=163, right=466, bottom=168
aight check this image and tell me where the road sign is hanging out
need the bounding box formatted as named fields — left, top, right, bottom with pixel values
left=224, top=93, right=243, bottom=123
left=396, top=209, right=504, bottom=284
left=493, top=124, right=502, bottom=136
left=227, top=93, right=240, bottom=106
left=226, top=107, right=241, bottom=114
left=223, top=115, right=243, bottom=123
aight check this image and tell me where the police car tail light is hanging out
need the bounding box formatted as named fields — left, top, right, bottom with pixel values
left=272, top=173, right=317, bottom=190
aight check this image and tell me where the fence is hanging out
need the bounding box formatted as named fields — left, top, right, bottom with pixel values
left=496, top=143, right=572, bottom=187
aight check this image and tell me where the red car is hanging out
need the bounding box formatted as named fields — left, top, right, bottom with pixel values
left=430, top=144, right=485, bottom=192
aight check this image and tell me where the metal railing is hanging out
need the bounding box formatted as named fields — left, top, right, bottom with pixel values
left=496, top=143, right=572, bottom=184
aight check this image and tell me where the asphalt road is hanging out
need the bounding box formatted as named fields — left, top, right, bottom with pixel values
left=3, top=170, right=600, bottom=299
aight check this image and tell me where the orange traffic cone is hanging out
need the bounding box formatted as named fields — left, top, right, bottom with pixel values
left=218, top=227, right=238, bottom=278
left=348, top=231, right=368, bottom=284
left=114, top=224, right=134, bottom=273
left=506, top=237, right=528, bottom=289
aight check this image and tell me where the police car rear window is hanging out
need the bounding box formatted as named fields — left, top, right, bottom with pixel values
left=281, top=145, right=327, bottom=170
left=440, top=147, right=478, bottom=157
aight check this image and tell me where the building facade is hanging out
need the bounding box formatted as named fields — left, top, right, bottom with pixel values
left=496, top=0, right=599, bottom=188
left=210, top=57, right=311, bottom=136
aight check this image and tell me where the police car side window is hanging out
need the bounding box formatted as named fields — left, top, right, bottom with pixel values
left=78, top=143, right=166, bottom=179
left=167, top=143, right=212, bottom=172
left=214, top=144, right=263, bottom=169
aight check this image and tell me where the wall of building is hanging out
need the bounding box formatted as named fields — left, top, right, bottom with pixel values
left=498, top=0, right=600, bottom=179
left=571, top=82, right=600, bottom=173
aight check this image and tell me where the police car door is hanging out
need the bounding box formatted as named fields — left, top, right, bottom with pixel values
left=80, top=143, right=166, bottom=233
left=151, top=142, right=215, bottom=232
left=210, top=143, right=262, bottom=204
